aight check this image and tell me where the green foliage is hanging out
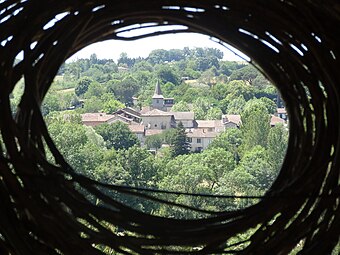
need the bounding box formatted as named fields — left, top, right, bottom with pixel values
left=267, top=124, right=288, bottom=172
left=170, top=122, right=190, bottom=157
left=117, top=52, right=135, bottom=67
left=102, top=99, right=125, bottom=114
left=82, top=96, right=104, bottom=113
left=156, top=65, right=180, bottom=85
left=192, top=97, right=212, bottom=119
left=238, top=146, right=275, bottom=191
left=205, top=107, right=222, bottom=120
left=226, top=96, right=246, bottom=114
left=171, top=101, right=190, bottom=112
left=75, top=77, right=93, bottom=96
left=229, top=64, right=259, bottom=84
left=109, top=77, right=139, bottom=106
left=145, top=134, right=163, bottom=150
left=258, top=97, right=277, bottom=114
left=226, top=80, right=255, bottom=101
left=208, top=128, right=242, bottom=157
left=210, top=82, right=229, bottom=101
left=95, top=122, right=139, bottom=150
left=240, top=99, right=271, bottom=152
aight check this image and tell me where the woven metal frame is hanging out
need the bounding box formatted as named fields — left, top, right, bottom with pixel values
left=0, top=0, right=339, bottom=254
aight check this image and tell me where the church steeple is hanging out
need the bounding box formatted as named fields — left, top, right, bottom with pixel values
left=153, top=80, right=163, bottom=98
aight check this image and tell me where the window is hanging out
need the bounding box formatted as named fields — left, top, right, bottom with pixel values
left=187, top=137, right=192, bottom=143
left=197, top=138, right=201, bottom=143
left=195, top=147, right=203, bottom=152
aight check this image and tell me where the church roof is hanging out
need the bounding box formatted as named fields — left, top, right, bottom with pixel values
left=170, top=112, right=195, bottom=120
left=152, top=80, right=164, bottom=99
left=141, top=109, right=174, bottom=117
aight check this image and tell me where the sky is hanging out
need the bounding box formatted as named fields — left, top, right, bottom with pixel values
left=67, top=32, right=249, bottom=63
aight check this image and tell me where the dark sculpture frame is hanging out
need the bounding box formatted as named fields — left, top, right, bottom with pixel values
left=0, top=0, right=339, bottom=254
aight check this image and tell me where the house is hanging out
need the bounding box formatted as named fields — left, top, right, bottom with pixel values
left=276, top=108, right=288, bottom=121
left=114, top=107, right=141, bottom=123
left=128, top=124, right=145, bottom=145
left=270, top=115, right=286, bottom=127
left=221, top=114, right=285, bottom=127
left=81, top=113, right=115, bottom=127
left=195, top=120, right=225, bottom=132
left=170, top=111, right=195, bottom=128
left=186, top=129, right=219, bottom=152
left=141, top=109, right=176, bottom=130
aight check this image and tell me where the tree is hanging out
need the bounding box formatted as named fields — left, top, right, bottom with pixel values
left=267, top=123, right=288, bottom=172
left=94, top=122, right=140, bottom=150
left=201, top=148, right=236, bottom=189
left=258, top=97, right=277, bottom=114
left=109, top=77, right=139, bottom=106
left=82, top=96, right=104, bottom=113
left=240, top=99, right=271, bottom=152
left=226, top=80, right=255, bottom=101
left=229, top=64, right=259, bottom=84
left=238, top=145, right=275, bottom=191
left=75, top=77, right=93, bottom=96
left=192, top=97, right=212, bottom=120
left=117, top=52, right=135, bottom=68
left=206, top=107, right=222, bottom=120
left=208, top=128, right=242, bottom=160
left=198, top=69, right=215, bottom=87
left=148, top=49, right=169, bottom=64
left=83, top=81, right=106, bottom=99
left=226, top=96, right=246, bottom=114
left=171, top=101, right=190, bottom=112
left=210, top=82, right=229, bottom=101
left=145, top=134, right=163, bottom=150
left=42, top=92, right=61, bottom=115
left=102, top=99, right=125, bottom=114
left=170, top=122, right=190, bottom=157
left=156, top=65, right=180, bottom=85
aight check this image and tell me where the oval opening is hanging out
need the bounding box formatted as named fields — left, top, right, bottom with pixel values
left=37, top=30, right=289, bottom=219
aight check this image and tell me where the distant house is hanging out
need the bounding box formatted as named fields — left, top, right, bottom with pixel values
left=170, top=111, right=195, bottom=128
left=222, top=115, right=241, bottom=128
left=114, top=107, right=141, bottom=123
left=141, top=109, right=176, bottom=130
left=195, top=120, right=225, bottom=132
left=186, top=129, right=219, bottom=152
left=145, top=129, right=164, bottom=137
left=81, top=113, right=115, bottom=127
left=128, top=124, right=145, bottom=145
left=276, top=108, right=288, bottom=121
left=221, top=114, right=285, bottom=127
left=270, top=115, right=286, bottom=127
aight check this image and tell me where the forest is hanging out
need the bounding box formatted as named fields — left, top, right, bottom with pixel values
left=11, top=47, right=289, bottom=219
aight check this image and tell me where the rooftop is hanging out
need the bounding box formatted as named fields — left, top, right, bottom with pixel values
left=170, top=111, right=195, bottom=120
left=186, top=129, right=219, bottom=138
left=81, top=113, right=114, bottom=122
left=196, top=120, right=223, bottom=128
left=128, top=125, right=145, bottom=133
left=142, top=109, right=174, bottom=117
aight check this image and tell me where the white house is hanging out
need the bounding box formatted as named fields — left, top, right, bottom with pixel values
left=195, top=120, right=225, bottom=132
left=170, top=111, right=195, bottom=128
left=186, top=129, right=219, bottom=152
left=141, top=109, right=176, bottom=130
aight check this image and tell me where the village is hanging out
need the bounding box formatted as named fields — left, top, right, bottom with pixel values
left=81, top=81, right=288, bottom=152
